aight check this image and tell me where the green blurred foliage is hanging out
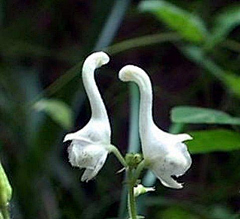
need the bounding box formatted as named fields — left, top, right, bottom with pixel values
left=187, top=129, right=240, bottom=154
left=159, top=206, right=200, bottom=219
left=33, top=99, right=73, bottom=129
left=1, top=0, right=240, bottom=218
left=171, top=106, right=240, bottom=125
left=139, top=0, right=207, bottom=43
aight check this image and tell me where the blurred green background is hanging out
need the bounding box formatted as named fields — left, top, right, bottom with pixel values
left=1, top=0, right=240, bottom=218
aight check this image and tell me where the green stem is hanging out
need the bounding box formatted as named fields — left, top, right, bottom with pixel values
left=106, top=32, right=180, bottom=55
left=128, top=83, right=140, bottom=153
left=118, top=83, right=140, bottom=218
left=133, top=160, right=146, bottom=182
left=109, top=145, right=128, bottom=168
left=28, top=61, right=83, bottom=106
left=127, top=169, right=137, bottom=219
left=221, top=39, right=240, bottom=53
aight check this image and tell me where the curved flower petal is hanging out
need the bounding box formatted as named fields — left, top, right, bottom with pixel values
left=119, top=65, right=192, bottom=189
left=63, top=52, right=111, bottom=181
left=68, top=140, right=108, bottom=182
left=151, top=143, right=192, bottom=189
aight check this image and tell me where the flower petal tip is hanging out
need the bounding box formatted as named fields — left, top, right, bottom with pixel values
left=63, top=133, right=72, bottom=142
left=95, top=51, right=110, bottom=67
left=86, top=51, right=110, bottom=69
left=119, top=65, right=141, bottom=82
left=176, top=133, right=193, bottom=142
left=80, top=168, right=97, bottom=182
left=160, top=176, right=184, bottom=189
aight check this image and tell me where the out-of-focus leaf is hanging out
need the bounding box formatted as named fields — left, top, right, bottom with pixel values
left=171, top=106, right=240, bottom=125
left=187, top=129, right=240, bottom=154
left=181, top=46, right=240, bottom=98
left=0, top=36, right=78, bottom=63
left=209, top=5, right=240, bottom=47
left=210, top=205, right=237, bottom=219
left=106, top=33, right=181, bottom=55
left=222, top=72, right=240, bottom=97
left=33, top=99, right=73, bottom=129
left=159, top=206, right=199, bottom=219
left=139, top=0, right=207, bottom=43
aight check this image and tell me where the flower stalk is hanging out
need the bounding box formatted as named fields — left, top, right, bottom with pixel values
left=108, top=145, right=128, bottom=168
left=125, top=158, right=147, bottom=219
left=133, top=160, right=146, bottom=183
left=127, top=168, right=137, bottom=219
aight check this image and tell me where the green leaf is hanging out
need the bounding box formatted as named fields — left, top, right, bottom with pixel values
left=33, top=99, right=73, bottom=129
left=160, top=206, right=198, bottom=219
left=171, top=106, right=240, bottom=125
left=210, top=5, right=240, bottom=46
left=139, top=0, right=207, bottom=43
left=181, top=46, right=240, bottom=98
left=187, top=129, right=240, bottom=154
left=222, top=72, right=240, bottom=97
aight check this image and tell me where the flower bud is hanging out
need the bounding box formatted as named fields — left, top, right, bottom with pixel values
left=125, top=153, right=143, bottom=169
left=0, top=163, right=12, bottom=207
left=134, top=184, right=155, bottom=197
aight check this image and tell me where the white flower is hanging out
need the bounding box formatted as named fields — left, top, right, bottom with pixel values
left=134, top=184, right=155, bottom=197
left=119, top=65, right=192, bottom=189
left=63, top=51, right=111, bottom=182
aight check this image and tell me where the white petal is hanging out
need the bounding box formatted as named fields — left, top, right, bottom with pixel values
left=63, top=132, right=91, bottom=143
left=81, top=169, right=95, bottom=182
left=64, top=119, right=110, bottom=144
left=67, top=140, right=108, bottom=182
left=150, top=148, right=191, bottom=189
left=68, top=141, right=107, bottom=167
left=83, top=52, right=110, bottom=70
left=63, top=133, right=74, bottom=142
left=81, top=151, right=108, bottom=182
left=174, top=133, right=193, bottom=143
left=81, top=169, right=94, bottom=182
left=157, top=174, right=183, bottom=189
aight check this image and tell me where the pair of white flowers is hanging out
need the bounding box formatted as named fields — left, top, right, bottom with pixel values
left=63, top=52, right=192, bottom=189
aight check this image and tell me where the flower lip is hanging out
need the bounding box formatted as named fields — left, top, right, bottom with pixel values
left=68, top=140, right=109, bottom=182
left=150, top=149, right=191, bottom=189
left=171, top=174, right=184, bottom=184
left=158, top=174, right=183, bottom=189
